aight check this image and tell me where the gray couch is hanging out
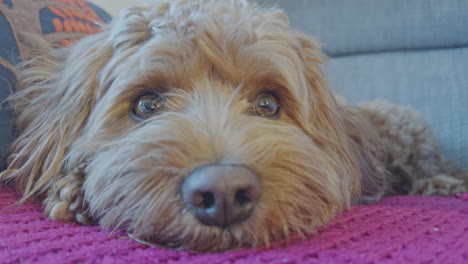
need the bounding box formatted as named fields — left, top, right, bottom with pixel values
left=263, top=0, right=467, bottom=169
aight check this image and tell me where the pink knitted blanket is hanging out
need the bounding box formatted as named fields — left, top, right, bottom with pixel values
left=1, top=188, right=467, bottom=264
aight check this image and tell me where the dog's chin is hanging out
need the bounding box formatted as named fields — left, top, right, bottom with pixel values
left=81, top=113, right=351, bottom=251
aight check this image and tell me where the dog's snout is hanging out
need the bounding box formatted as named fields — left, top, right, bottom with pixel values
left=181, top=165, right=261, bottom=228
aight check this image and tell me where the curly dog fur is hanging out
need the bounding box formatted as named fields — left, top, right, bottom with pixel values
left=1, top=0, right=466, bottom=251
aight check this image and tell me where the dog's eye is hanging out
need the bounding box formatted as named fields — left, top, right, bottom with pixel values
left=254, top=93, right=280, bottom=117
left=132, top=93, right=165, bottom=120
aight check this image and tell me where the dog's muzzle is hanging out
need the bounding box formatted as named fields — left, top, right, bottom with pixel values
left=181, top=164, right=261, bottom=228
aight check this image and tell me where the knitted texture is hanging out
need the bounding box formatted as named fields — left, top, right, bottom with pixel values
left=1, top=188, right=467, bottom=264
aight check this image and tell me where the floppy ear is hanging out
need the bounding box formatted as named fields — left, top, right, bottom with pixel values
left=0, top=32, right=114, bottom=201
left=293, top=32, right=388, bottom=203
left=0, top=3, right=170, bottom=202
left=338, top=105, right=389, bottom=202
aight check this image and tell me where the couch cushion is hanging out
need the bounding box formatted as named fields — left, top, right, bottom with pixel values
left=261, top=0, right=468, bottom=57
left=0, top=0, right=111, bottom=167
left=327, top=47, right=468, bottom=169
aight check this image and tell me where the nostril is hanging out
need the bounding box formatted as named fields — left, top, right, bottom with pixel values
left=201, top=192, right=215, bottom=209
left=182, top=165, right=261, bottom=227
left=235, top=189, right=251, bottom=206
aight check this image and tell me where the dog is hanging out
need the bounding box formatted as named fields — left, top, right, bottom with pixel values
left=1, top=0, right=466, bottom=251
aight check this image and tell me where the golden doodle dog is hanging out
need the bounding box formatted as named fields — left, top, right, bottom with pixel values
left=1, top=0, right=467, bottom=251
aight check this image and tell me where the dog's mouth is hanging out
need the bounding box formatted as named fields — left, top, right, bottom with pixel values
left=128, top=233, right=180, bottom=250
left=126, top=164, right=263, bottom=251
left=128, top=229, right=245, bottom=252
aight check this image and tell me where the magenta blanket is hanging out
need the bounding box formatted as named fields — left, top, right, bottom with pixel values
left=1, top=188, right=467, bottom=264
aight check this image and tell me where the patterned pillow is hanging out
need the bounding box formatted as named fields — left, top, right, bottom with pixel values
left=0, top=0, right=111, bottom=167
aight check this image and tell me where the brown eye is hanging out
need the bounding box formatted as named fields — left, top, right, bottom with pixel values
left=132, top=93, right=165, bottom=120
left=254, top=93, right=280, bottom=117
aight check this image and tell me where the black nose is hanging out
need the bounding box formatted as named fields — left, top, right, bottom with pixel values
left=181, top=165, right=261, bottom=228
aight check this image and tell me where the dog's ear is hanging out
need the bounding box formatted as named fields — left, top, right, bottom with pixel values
left=0, top=3, right=167, bottom=201
left=0, top=32, right=114, bottom=201
left=292, top=32, right=387, bottom=202
left=338, top=105, right=389, bottom=202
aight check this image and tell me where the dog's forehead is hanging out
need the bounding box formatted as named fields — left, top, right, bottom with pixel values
left=101, top=0, right=311, bottom=112
left=118, top=1, right=303, bottom=93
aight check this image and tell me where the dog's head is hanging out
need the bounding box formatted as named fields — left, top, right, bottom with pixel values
left=4, top=0, right=385, bottom=251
